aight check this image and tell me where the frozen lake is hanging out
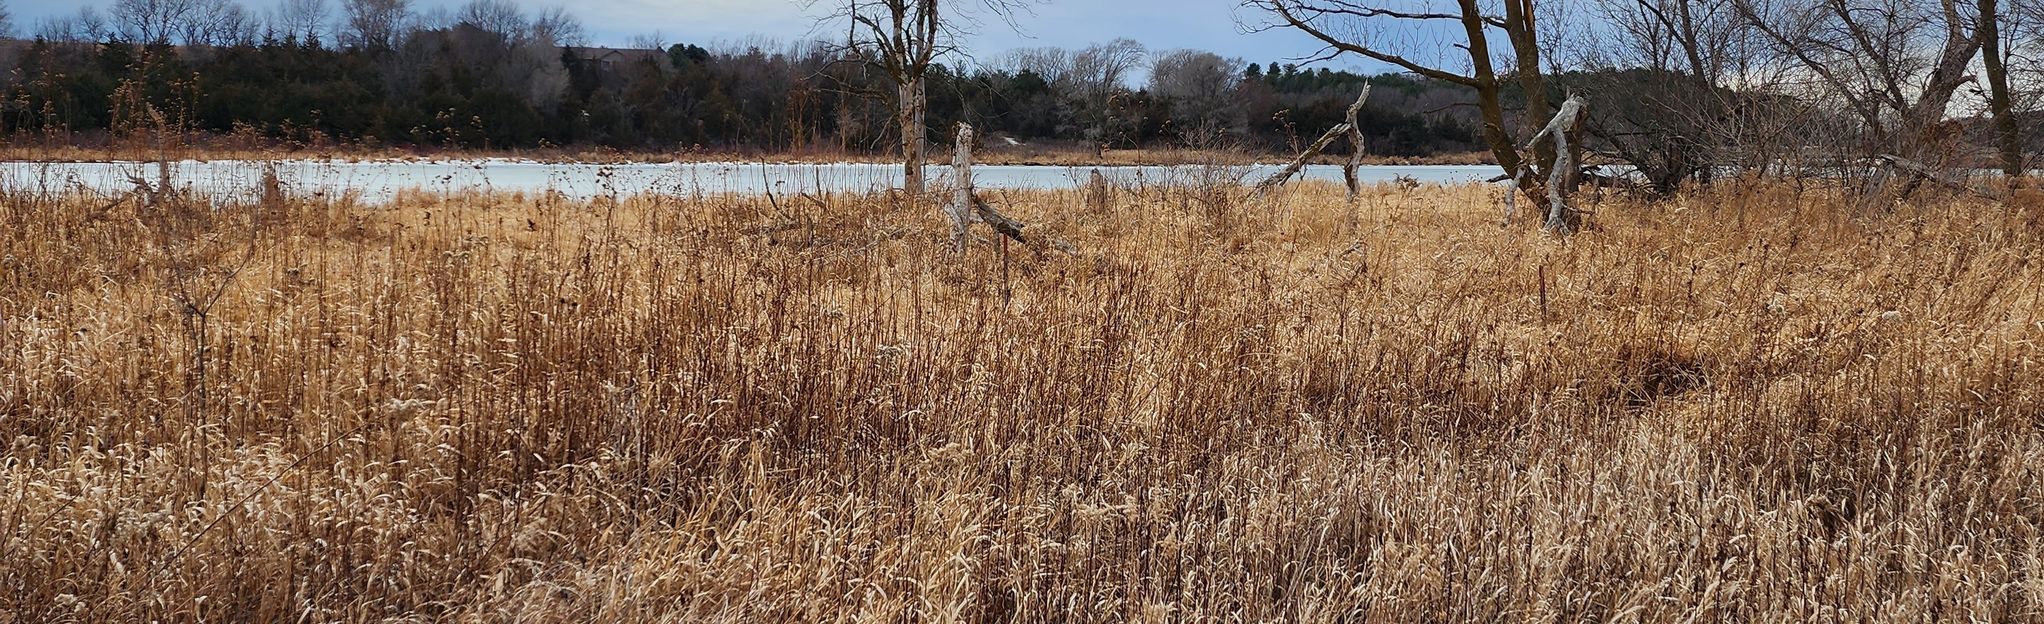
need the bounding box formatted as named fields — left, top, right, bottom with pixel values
left=0, top=158, right=1501, bottom=202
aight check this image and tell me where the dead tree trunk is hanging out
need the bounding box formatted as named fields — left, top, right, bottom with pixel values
left=949, top=122, right=977, bottom=249
left=1526, top=95, right=1588, bottom=233
left=1252, top=122, right=1351, bottom=197
left=1255, top=84, right=1371, bottom=201
left=1086, top=168, right=1111, bottom=214
left=1342, top=83, right=1372, bottom=202
left=1501, top=178, right=1519, bottom=227
left=948, top=122, right=1076, bottom=254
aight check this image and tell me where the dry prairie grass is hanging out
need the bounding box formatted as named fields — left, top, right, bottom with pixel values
left=1, top=178, right=2041, bottom=622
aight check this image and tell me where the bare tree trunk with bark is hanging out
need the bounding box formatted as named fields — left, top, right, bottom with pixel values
left=901, top=75, right=928, bottom=197
left=1904, top=0, right=1983, bottom=161
left=1979, top=0, right=2024, bottom=179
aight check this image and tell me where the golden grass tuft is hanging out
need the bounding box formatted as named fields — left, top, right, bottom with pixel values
left=1, top=179, right=2041, bottom=621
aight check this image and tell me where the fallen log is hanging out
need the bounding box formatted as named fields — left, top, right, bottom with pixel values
left=972, top=193, right=1077, bottom=255
left=1875, top=154, right=2003, bottom=200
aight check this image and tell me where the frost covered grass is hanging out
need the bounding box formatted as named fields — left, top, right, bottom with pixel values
left=2, top=180, right=2041, bottom=621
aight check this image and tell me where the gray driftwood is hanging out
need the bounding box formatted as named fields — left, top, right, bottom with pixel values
left=1524, top=94, right=1588, bottom=233
left=1253, top=86, right=1372, bottom=199
left=1342, top=82, right=1373, bottom=202
left=949, top=122, right=977, bottom=249
left=1876, top=154, right=2003, bottom=200
left=950, top=122, right=1075, bottom=255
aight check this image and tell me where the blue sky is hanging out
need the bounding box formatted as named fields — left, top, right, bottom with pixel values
left=7, top=0, right=1387, bottom=72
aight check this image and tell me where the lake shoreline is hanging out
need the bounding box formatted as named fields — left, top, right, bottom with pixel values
left=0, top=146, right=1499, bottom=169
left=0, top=159, right=1506, bottom=202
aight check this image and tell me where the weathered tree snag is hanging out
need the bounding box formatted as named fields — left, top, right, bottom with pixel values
left=1525, top=95, right=1588, bottom=233
left=949, top=122, right=976, bottom=250
left=1257, top=0, right=1556, bottom=217
left=1341, top=83, right=1372, bottom=202
left=1086, top=168, right=1111, bottom=214
left=1500, top=177, right=1519, bottom=227
left=948, top=122, right=1076, bottom=255
left=1252, top=122, right=1352, bottom=198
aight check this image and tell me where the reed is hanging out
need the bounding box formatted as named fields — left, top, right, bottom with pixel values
left=1, top=178, right=2040, bottom=621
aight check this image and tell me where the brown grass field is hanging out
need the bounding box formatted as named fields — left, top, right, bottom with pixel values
left=2, top=178, right=2042, bottom=621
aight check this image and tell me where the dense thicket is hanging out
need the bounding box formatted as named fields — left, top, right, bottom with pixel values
left=0, top=30, right=1485, bottom=156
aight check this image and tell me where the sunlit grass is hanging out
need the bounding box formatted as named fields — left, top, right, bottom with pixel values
left=2, top=178, right=2041, bottom=621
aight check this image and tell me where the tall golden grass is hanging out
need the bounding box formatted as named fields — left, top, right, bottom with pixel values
left=1, top=178, right=2040, bottom=621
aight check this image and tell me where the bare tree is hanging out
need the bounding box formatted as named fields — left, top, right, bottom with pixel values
left=1567, top=0, right=1763, bottom=193
left=629, top=32, right=668, bottom=51
left=341, top=0, right=410, bottom=51
left=816, top=0, right=1035, bottom=200
left=1999, top=0, right=2044, bottom=174
left=38, top=7, right=111, bottom=43
left=1149, top=49, right=1242, bottom=136
left=458, top=0, right=526, bottom=41
left=1001, top=46, right=1073, bottom=84
left=529, top=6, right=585, bottom=47
left=1247, top=0, right=1575, bottom=226
left=1071, top=38, right=1146, bottom=149
left=270, top=0, right=329, bottom=43
left=513, top=13, right=574, bottom=110
left=996, top=40, right=1143, bottom=149
left=0, top=1, right=12, bottom=39
left=180, top=0, right=259, bottom=47
left=112, top=0, right=197, bottom=44
left=1732, top=0, right=1981, bottom=168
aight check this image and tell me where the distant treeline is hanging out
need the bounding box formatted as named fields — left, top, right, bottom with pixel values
left=0, top=11, right=1488, bottom=156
